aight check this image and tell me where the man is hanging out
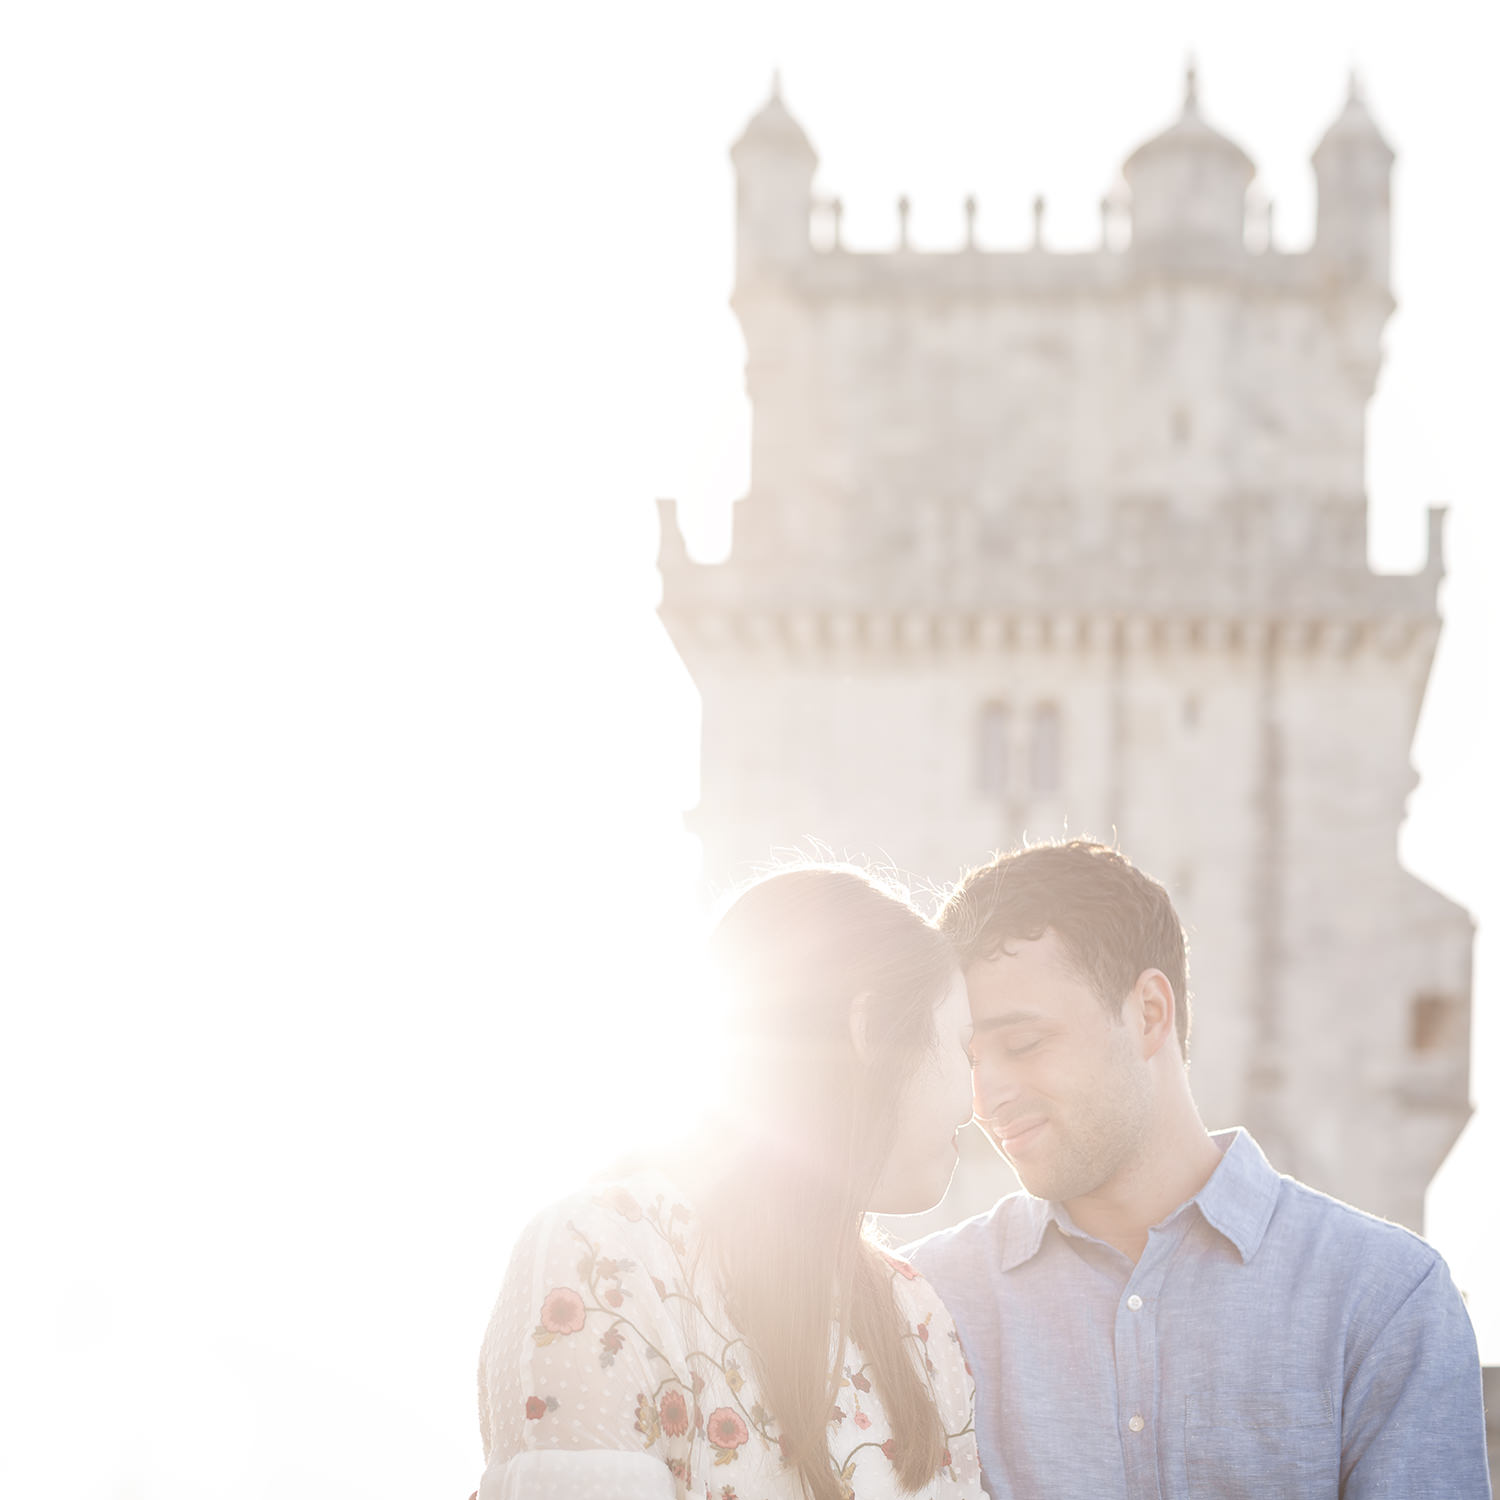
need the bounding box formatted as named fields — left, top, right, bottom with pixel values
left=905, top=839, right=1491, bottom=1499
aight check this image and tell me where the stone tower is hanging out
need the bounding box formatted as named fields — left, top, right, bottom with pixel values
left=656, top=70, right=1473, bottom=1232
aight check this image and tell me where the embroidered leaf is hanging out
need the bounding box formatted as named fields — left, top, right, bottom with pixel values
left=633, top=1392, right=660, bottom=1446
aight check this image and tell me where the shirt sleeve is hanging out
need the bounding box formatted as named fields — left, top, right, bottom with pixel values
left=477, top=1193, right=692, bottom=1500
left=1340, top=1254, right=1492, bottom=1499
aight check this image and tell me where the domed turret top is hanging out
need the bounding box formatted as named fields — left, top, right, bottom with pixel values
left=1313, top=72, right=1394, bottom=165
left=1122, top=62, right=1254, bottom=181
left=731, top=73, right=817, bottom=166
left=1120, top=64, right=1255, bottom=254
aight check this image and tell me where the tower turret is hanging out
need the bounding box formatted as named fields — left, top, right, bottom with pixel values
left=1122, top=64, right=1255, bottom=256
left=729, top=76, right=816, bottom=282
left=1312, top=74, right=1394, bottom=286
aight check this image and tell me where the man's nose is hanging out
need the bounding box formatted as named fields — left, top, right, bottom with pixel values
left=971, top=1056, right=1019, bottom=1121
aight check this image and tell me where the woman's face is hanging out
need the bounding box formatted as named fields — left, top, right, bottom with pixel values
left=866, top=970, right=975, bottom=1216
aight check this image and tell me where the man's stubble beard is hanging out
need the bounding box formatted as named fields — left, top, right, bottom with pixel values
left=1004, top=1047, right=1152, bottom=1204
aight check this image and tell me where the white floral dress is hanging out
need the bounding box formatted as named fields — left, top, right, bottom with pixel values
left=476, top=1168, right=981, bottom=1500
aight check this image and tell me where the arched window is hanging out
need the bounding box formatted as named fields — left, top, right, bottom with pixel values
left=1030, top=702, right=1062, bottom=797
left=978, top=702, right=1011, bottom=796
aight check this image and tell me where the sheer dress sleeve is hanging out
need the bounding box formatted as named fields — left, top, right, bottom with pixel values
left=477, top=1185, right=696, bottom=1500
left=883, top=1252, right=982, bottom=1493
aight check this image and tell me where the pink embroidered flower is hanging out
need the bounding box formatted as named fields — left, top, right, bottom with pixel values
left=942, top=1447, right=952, bottom=1468
left=881, top=1438, right=897, bottom=1460
left=853, top=1410, right=872, bottom=1430
left=659, top=1389, right=690, bottom=1437
left=539, top=1287, right=586, bottom=1334
left=604, top=1287, right=624, bottom=1308
left=706, top=1408, right=749, bottom=1450
left=850, top=1371, right=872, bottom=1393
left=602, top=1187, right=643, bottom=1221
left=916, top=1321, right=929, bottom=1343
left=881, top=1251, right=919, bottom=1280
left=525, top=1396, right=546, bottom=1420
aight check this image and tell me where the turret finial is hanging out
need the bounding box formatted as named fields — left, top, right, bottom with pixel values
left=1032, top=194, right=1046, bottom=250
left=964, top=194, right=978, bottom=250
left=1347, top=67, right=1362, bottom=104
left=1184, top=56, right=1199, bottom=111
left=770, top=67, right=782, bottom=99
left=897, top=194, right=911, bottom=250
left=831, top=196, right=844, bottom=250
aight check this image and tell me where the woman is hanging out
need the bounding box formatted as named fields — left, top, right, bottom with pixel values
left=475, top=865, right=980, bottom=1500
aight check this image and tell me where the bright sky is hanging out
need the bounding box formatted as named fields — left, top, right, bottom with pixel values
left=1, top=3, right=1495, bottom=1496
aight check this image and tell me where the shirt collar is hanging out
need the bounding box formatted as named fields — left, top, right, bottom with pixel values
left=996, top=1127, right=1281, bottom=1272
left=997, top=1193, right=1068, bottom=1272
left=1190, top=1127, right=1281, bottom=1263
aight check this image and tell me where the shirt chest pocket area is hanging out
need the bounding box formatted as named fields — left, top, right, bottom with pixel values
left=1184, top=1388, right=1338, bottom=1500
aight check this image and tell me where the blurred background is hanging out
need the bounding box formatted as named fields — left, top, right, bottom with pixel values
left=1, top=3, right=1494, bottom=1496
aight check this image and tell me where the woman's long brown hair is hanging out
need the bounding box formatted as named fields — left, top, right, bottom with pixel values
left=695, top=866, right=955, bottom=1500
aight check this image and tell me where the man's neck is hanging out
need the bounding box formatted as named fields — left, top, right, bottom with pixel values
left=1063, top=1113, right=1223, bottom=1264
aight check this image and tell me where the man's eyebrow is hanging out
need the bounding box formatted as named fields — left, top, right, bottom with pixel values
left=972, top=1011, right=1046, bottom=1031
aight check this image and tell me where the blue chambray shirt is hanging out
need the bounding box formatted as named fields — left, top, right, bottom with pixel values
left=905, top=1129, right=1491, bottom=1499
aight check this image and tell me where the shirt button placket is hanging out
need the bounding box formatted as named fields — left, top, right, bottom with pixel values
left=1115, top=1256, right=1166, bottom=1500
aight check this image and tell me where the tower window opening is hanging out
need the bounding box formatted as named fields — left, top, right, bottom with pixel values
left=978, top=701, right=1011, bottom=796
left=1409, top=992, right=1462, bottom=1053
left=1030, top=702, right=1062, bottom=797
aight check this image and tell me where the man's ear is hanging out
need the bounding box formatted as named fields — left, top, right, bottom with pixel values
left=1134, top=969, right=1177, bottom=1061
left=848, top=990, right=876, bottom=1063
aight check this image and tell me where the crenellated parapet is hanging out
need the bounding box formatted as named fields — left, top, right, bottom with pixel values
left=732, top=67, right=1393, bottom=292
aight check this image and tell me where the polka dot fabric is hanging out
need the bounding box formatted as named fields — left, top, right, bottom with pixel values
left=475, top=1168, right=981, bottom=1500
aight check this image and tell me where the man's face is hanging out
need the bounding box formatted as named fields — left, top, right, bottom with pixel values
left=965, top=928, right=1150, bottom=1204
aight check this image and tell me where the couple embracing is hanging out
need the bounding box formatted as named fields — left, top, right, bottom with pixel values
left=474, top=840, right=1490, bottom=1499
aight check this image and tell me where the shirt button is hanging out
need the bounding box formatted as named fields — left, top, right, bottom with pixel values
left=1128, top=1415, right=1145, bottom=1433
left=1127, top=1294, right=1143, bottom=1310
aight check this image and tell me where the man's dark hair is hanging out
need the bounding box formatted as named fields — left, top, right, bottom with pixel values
left=938, top=839, right=1191, bottom=1054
